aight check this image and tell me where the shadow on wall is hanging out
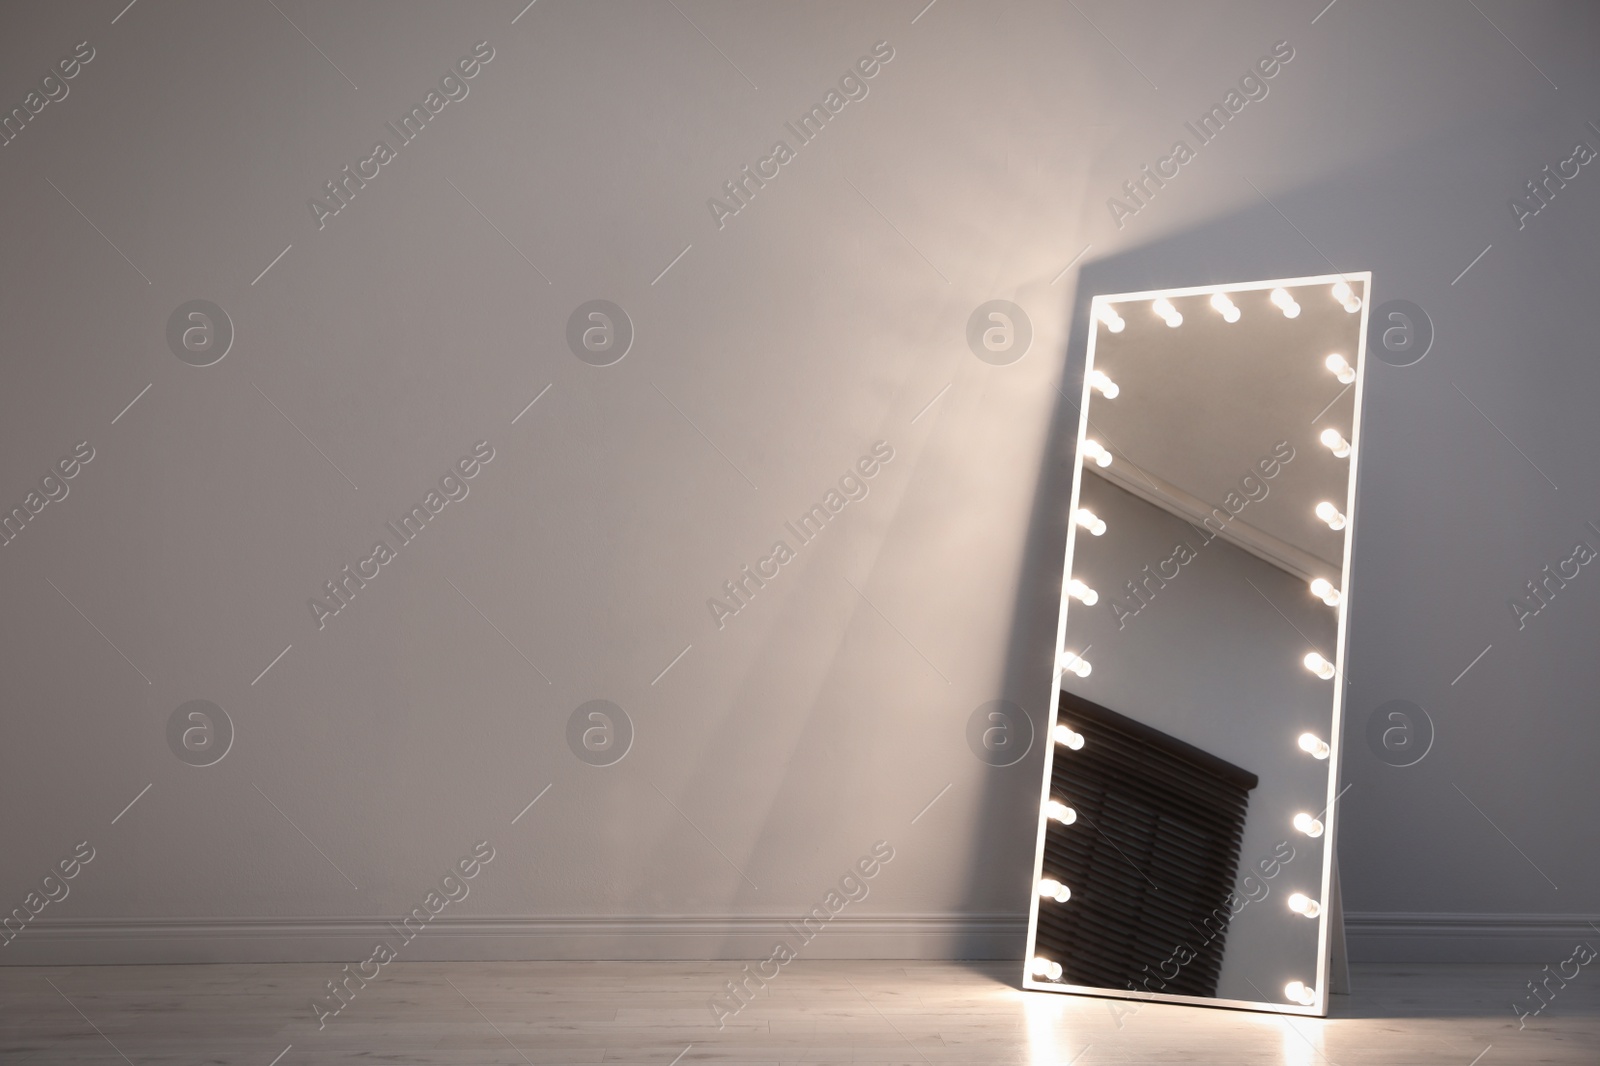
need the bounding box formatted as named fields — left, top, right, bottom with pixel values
left=626, top=91, right=1593, bottom=963
left=655, top=164, right=1402, bottom=965
left=955, top=188, right=1389, bottom=964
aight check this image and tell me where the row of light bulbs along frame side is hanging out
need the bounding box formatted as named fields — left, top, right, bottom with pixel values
left=1045, top=504, right=1339, bottom=1002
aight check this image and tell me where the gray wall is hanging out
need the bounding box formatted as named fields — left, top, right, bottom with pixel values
left=1, top=0, right=1596, bottom=965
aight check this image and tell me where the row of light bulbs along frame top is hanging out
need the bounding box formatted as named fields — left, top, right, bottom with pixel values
left=1033, top=716, right=1331, bottom=1005
left=1035, top=281, right=1359, bottom=1006
left=1094, top=280, right=1363, bottom=333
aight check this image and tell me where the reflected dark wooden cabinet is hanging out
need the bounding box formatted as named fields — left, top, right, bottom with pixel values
left=1037, top=691, right=1258, bottom=997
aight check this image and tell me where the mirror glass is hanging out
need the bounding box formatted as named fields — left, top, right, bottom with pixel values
left=1022, top=273, right=1371, bottom=1015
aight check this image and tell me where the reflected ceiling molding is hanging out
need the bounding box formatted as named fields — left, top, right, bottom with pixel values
left=1086, top=464, right=1337, bottom=583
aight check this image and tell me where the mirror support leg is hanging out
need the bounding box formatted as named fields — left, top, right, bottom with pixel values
left=1328, top=855, right=1351, bottom=995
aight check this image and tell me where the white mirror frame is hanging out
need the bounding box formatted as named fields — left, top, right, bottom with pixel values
left=1021, top=272, right=1373, bottom=1016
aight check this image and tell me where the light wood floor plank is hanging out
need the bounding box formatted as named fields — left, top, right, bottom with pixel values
left=2, top=960, right=1595, bottom=1064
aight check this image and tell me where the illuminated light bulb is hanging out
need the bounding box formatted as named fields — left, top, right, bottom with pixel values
left=1309, top=578, right=1342, bottom=607
left=1324, top=352, right=1356, bottom=384
left=1030, top=957, right=1064, bottom=981
left=1293, top=812, right=1324, bottom=838
left=1152, top=297, right=1182, bottom=328
left=1315, top=501, right=1347, bottom=530
left=1320, top=427, right=1352, bottom=458
left=1067, top=579, right=1099, bottom=605
left=1209, top=291, right=1241, bottom=323
left=1331, top=280, right=1362, bottom=313
left=1045, top=800, right=1077, bottom=825
left=1097, top=304, right=1125, bottom=333
left=1081, top=439, right=1113, bottom=468
left=1058, top=651, right=1092, bottom=678
left=1297, top=733, right=1331, bottom=760
left=1087, top=369, right=1120, bottom=398
left=1270, top=287, right=1301, bottom=318
left=1288, top=892, right=1322, bottom=918
left=1284, top=980, right=1317, bottom=1006
left=1303, top=651, right=1335, bottom=679
left=1074, top=508, right=1106, bottom=536
left=1054, top=724, right=1085, bottom=750
left=1038, top=878, right=1072, bottom=903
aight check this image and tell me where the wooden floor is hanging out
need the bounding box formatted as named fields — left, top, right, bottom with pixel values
left=2, top=960, right=1595, bottom=1064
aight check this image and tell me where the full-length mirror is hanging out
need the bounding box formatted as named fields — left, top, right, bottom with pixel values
left=1022, top=273, right=1371, bottom=1015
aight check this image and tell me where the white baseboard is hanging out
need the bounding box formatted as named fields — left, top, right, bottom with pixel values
left=1345, top=912, right=1600, bottom=963
left=0, top=914, right=1028, bottom=966
left=5, top=912, right=1593, bottom=966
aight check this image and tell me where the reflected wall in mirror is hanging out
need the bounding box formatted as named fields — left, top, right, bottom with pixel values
left=1022, top=273, right=1372, bottom=1016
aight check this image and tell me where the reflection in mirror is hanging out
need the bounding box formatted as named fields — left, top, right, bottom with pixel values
left=1023, top=274, right=1371, bottom=1015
